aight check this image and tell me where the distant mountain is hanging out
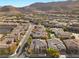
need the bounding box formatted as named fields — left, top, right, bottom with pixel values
left=0, top=1, right=79, bottom=14
left=27, top=1, right=79, bottom=12
left=0, top=6, right=21, bottom=15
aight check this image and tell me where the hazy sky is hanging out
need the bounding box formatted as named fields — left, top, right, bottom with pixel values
left=0, top=0, right=67, bottom=7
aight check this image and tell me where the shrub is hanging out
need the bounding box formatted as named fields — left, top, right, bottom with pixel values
left=46, top=48, right=60, bottom=58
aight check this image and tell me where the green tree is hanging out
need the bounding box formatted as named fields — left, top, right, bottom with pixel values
left=48, top=32, right=51, bottom=39
left=46, top=48, right=60, bottom=58
left=46, top=28, right=52, bottom=39
left=71, top=36, right=75, bottom=39
left=0, top=49, right=9, bottom=55
left=27, top=36, right=32, bottom=45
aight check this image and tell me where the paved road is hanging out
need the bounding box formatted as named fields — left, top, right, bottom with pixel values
left=0, top=22, right=19, bottom=25
left=9, top=23, right=34, bottom=58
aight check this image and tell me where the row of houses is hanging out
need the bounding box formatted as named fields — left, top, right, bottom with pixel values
left=31, top=25, right=48, bottom=39
left=50, top=28, right=72, bottom=39
left=42, top=20, right=67, bottom=28
left=67, top=22, right=79, bottom=33
left=63, top=39, right=79, bottom=54
left=0, top=23, right=29, bottom=55
left=29, top=38, right=66, bottom=55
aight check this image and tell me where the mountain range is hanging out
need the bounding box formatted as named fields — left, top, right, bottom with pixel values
left=0, top=1, right=79, bottom=14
